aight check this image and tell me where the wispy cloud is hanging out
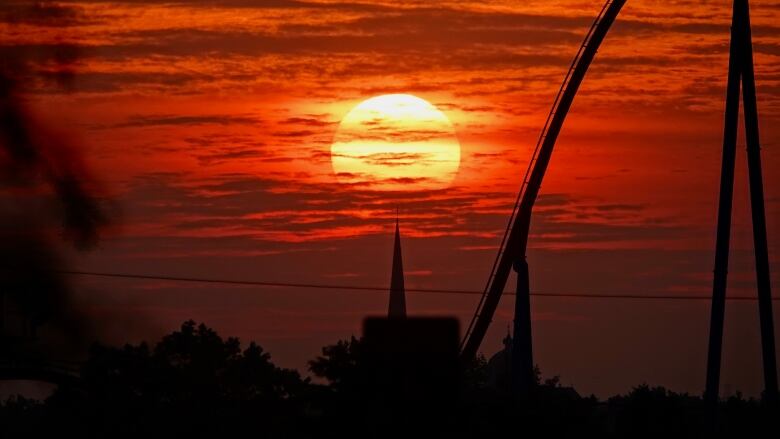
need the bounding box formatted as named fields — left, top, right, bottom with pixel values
left=115, top=114, right=260, bottom=128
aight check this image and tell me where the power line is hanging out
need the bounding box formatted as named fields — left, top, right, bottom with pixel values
left=60, top=270, right=778, bottom=302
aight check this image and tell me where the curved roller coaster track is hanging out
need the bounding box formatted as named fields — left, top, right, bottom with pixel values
left=460, top=0, right=777, bottom=404
left=460, top=0, right=627, bottom=360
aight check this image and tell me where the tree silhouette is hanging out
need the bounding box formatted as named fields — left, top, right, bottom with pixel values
left=2, top=321, right=778, bottom=438
left=309, top=335, right=364, bottom=393
left=11, top=320, right=312, bottom=437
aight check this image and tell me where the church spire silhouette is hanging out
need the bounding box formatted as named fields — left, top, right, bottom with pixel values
left=388, top=213, right=406, bottom=318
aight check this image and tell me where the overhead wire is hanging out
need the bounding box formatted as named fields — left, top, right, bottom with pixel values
left=60, top=270, right=777, bottom=301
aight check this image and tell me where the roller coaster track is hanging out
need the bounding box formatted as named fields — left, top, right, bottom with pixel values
left=461, top=0, right=626, bottom=358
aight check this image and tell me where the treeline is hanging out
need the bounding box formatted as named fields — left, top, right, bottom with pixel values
left=1, top=320, right=777, bottom=438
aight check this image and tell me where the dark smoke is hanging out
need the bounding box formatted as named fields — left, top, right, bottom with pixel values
left=0, top=33, right=107, bottom=359
left=0, top=75, right=106, bottom=248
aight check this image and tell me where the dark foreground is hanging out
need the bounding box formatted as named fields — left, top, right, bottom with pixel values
left=1, top=320, right=778, bottom=438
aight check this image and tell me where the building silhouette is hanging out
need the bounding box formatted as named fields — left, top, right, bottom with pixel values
left=486, top=326, right=513, bottom=389
left=387, top=217, right=406, bottom=318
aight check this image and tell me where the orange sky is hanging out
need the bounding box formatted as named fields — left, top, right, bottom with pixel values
left=2, top=0, right=780, bottom=397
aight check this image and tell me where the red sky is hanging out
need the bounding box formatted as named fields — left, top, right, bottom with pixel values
left=2, top=0, right=780, bottom=397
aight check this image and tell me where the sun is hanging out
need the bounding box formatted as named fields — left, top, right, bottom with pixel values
left=331, top=94, right=460, bottom=190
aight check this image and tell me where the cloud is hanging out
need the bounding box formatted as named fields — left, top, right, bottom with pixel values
left=282, top=116, right=336, bottom=127
left=0, top=1, right=88, bottom=26
left=12, top=0, right=770, bottom=101
left=65, top=71, right=206, bottom=93
left=112, top=168, right=687, bottom=251
left=360, top=152, right=433, bottom=167
left=62, top=0, right=382, bottom=9
left=115, top=114, right=260, bottom=128
left=181, top=134, right=278, bottom=165
left=272, top=129, right=317, bottom=138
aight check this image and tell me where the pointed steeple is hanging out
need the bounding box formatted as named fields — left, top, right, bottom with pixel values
left=388, top=213, right=406, bottom=318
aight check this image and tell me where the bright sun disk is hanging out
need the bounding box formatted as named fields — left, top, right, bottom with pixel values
left=331, top=94, right=461, bottom=190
